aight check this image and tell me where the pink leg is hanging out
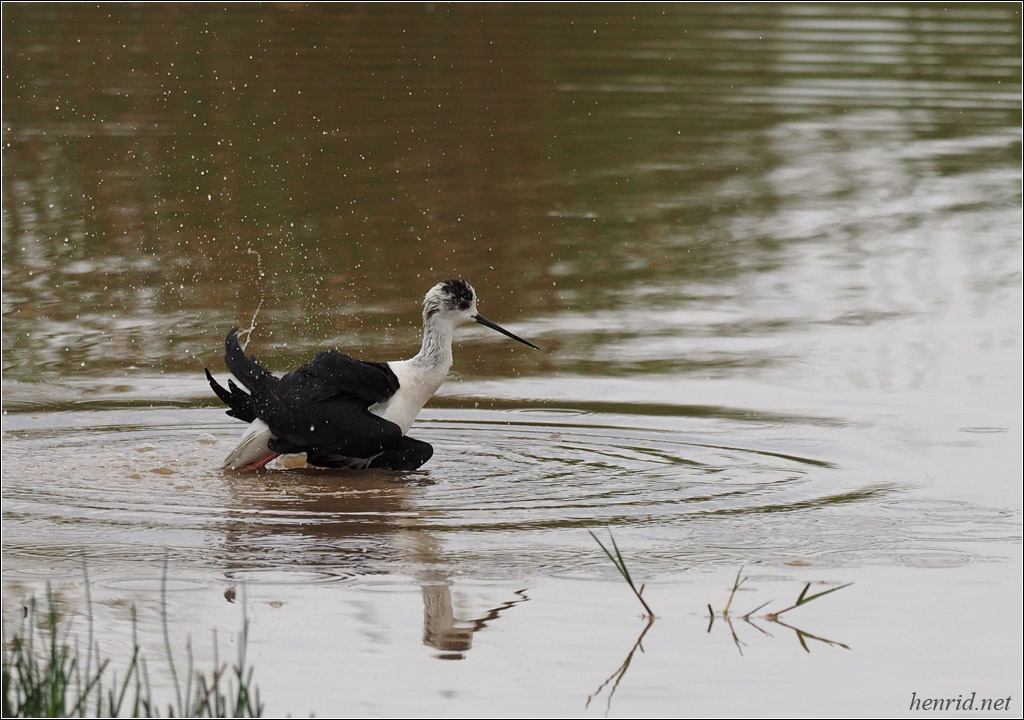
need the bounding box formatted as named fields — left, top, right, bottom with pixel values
left=240, top=452, right=281, bottom=471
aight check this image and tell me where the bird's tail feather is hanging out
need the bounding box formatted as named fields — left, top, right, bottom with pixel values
left=205, top=368, right=257, bottom=422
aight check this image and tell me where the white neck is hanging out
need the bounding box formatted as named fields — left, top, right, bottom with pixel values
left=409, top=315, right=455, bottom=372
left=369, top=315, right=457, bottom=435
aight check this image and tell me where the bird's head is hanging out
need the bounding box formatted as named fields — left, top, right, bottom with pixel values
left=422, top=279, right=538, bottom=349
left=423, top=278, right=478, bottom=324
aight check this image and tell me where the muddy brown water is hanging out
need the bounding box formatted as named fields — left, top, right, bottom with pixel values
left=3, top=4, right=1020, bottom=716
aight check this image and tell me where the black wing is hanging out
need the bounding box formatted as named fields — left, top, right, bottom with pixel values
left=276, top=349, right=400, bottom=406
left=211, top=329, right=404, bottom=461
left=223, top=328, right=278, bottom=394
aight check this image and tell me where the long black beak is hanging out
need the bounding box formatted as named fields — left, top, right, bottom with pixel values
left=473, top=314, right=539, bottom=350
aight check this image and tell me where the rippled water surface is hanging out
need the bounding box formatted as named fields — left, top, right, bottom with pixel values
left=3, top=4, right=1021, bottom=716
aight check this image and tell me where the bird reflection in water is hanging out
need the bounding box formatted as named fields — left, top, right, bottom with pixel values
left=421, top=585, right=529, bottom=660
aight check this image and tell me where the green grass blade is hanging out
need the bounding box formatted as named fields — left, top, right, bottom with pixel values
left=798, top=583, right=852, bottom=605
left=589, top=529, right=655, bottom=618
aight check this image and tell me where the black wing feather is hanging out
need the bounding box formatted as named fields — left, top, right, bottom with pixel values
left=277, top=350, right=399, bottom=406
left=223, top=328, right=277, bottom=393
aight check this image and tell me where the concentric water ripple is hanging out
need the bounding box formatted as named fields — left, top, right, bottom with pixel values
left=4, top=404, right=1015, bottom=585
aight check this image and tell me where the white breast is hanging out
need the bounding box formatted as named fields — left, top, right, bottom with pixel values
left=369, top=359, right=450, bottom=435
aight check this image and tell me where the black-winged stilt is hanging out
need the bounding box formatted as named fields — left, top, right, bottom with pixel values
left=206, top=279, right=538, bottom=472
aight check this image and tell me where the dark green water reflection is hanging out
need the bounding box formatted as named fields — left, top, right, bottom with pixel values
left=5, top=3, right=1018, bottom=382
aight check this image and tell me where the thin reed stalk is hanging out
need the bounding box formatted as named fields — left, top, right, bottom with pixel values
left=2, top=582, right=263, bottom=718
